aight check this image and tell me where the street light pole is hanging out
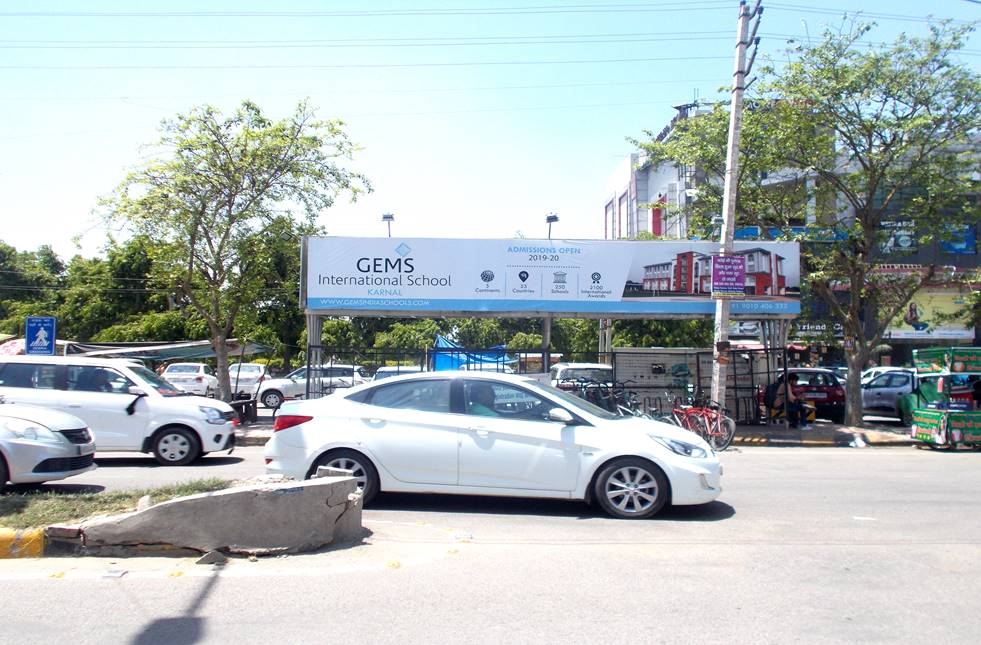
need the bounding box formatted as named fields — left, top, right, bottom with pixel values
left=711, top=0, right=762, bottom=409
left=382, top=213, right=394, bottom=238
left=543, top=213, right=559, bottom=370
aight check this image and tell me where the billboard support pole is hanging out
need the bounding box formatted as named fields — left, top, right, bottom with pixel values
left=711, top=0, right=761, bottom=409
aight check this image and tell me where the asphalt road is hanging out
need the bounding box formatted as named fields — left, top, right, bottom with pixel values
left=3, top=446, right=981, bottom=644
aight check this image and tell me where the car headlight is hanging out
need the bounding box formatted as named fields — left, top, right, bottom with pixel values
left=199, top=406, right=227, bottom=425
left=2, top=418, right=62, bottom=444
left=649, top=435, right=708, bottom=459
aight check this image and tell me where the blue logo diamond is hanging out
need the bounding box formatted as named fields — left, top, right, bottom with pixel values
left=395, top=243, right=412, bottom=257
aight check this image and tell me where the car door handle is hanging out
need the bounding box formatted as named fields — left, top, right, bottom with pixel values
left=363, top=418, right=384, bottom=424
left=68, top=404, right=83, bottom=408
left=470, top=427, right=491, bottom=438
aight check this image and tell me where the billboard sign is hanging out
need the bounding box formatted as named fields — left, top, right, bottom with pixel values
left=885, top=289, right=974, bottom=340
left=304, top=237, right=800, bottom=318
left=710, top=255, right=746, bottom=299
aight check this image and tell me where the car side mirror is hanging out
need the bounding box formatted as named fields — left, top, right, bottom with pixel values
left=128, top=386, right=146, bottom=396
left=547, top=407, right=575, bottom=424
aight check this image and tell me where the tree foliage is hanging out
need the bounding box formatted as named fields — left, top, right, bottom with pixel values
left=639, top=21, right=981, bottom=424
left=105, top=101, right=368, bottom=399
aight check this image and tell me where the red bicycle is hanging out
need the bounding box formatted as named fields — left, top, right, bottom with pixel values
left=667, top=393, right=736, bottom=451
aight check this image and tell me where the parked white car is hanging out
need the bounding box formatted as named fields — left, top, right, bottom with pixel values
left=860, top=366, right=911, bottom=385
left=265, top=372, right=722, bottom=519
left=161, top=362, right=219, bottom=397
left=0, top=356, right=236, bottom=465
left=549, top=362, right=614, bottom=388
left=255, top=364, right=369, bottom=409
left=373, top=365, right=424, bottom=381
left=227, top=363, right=267, bottom=398
left=1, top=402, right=97, bottom=486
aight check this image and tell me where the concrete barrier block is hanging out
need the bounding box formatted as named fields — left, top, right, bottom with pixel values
left=79, top=476, right=362, bottom=555
left=314, top=466, right=354, bottom=479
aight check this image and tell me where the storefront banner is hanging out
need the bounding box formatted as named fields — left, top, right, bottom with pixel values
left=911, top=409, right=946, bottom=443
left=885, top=289, right=975, bottom=340
left=304, top=237, right=801, bottom=317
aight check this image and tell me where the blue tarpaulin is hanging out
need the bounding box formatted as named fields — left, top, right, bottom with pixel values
left=431, top=335, right=515, bottom=371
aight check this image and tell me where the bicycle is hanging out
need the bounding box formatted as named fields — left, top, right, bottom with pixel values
left=666, top=391, right=736, bottom=451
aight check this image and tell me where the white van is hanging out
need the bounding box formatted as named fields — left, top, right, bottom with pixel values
left=0, top=356, right=237, bottom=465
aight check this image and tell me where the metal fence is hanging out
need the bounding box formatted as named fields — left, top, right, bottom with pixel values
left=304, top=345, right=790, bottom=423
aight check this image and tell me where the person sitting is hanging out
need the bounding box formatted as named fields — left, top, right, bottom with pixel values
left=468, top=384, right=499, bottom=417
left=774, top=373, right=808, bottom=429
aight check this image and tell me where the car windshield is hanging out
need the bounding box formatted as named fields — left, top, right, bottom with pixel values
left=131, top=365, right=189, bottom=396
left=166, top=365, right=200, bottom=374
left=527, top=380, right=625, bottom=420
left=559, top=368, right=613, bottom=382
left=230, top=364, right=262, bottom=374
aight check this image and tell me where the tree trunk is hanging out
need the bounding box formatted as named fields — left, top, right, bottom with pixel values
left=844, top=345, right=869, bottom=426
left=213, top=332, right=232, bottom=402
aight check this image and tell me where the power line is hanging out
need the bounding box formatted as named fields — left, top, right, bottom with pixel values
left=0, top=2, right=735, bottom=18
left=0, top=54, right=732, bottom=71
left=0, top=30, right=733, bottom=48
left=0, top=78, right=731, bottom=103
left=768, top=2, right=976, bottom=25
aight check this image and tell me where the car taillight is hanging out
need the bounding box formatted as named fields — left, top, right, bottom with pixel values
left=273, top=414, right=313, bottom=432
left=195, top=376, right=203, bottom=382
left=558, top=383, right=575, bottom=391
left=834, top=386, right=844, bottom=398
left=258, top=375, right=265, bottom=383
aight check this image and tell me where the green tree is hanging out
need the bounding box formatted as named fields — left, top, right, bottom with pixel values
left=105, top=101, right=368, bottom=400
left=640, top=22, right=981, bottom=425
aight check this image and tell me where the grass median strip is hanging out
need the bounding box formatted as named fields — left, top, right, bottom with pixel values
left=0, top=479, right=231, bottom=530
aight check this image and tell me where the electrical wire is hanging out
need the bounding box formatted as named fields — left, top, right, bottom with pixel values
left=0, top=54, right=732, bottom=71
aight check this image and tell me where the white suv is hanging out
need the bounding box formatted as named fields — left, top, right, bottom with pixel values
left=0, top=356, right=237, bottom=465
left=161, top=362, right=219, bottom=397
left=549, top=362, right=615, bottom=388
left=256, top=364, right=368, bottom=409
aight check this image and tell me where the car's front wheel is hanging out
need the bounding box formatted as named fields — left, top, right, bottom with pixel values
left=261, top=390, right=284, bottom=409
left=593, top=458, right=669, bottom=519
left=152, top=427, right=201, bottom=466
left=310, top=449, right=379, bottom=504
left=0, top=454, right=8, bottom=487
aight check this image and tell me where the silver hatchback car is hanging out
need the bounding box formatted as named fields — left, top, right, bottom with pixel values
left=1, top=402, right=97, bottom=486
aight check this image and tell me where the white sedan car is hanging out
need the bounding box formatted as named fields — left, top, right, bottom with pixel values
left=1, top=403, right=97, bottom=486
left=161, top=362, right=219, bottom=397
left=265, top=372, right=722, bottom=519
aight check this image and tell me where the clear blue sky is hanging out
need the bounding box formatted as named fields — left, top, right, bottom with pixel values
left=1, top=1, right=978, bottom=260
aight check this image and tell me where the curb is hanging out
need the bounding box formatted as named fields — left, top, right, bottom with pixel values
left=0, top=527, right=45, bottom=558
left=237, top=432, right=271, bottom=447
left=733, top=432, right=915, bottom=448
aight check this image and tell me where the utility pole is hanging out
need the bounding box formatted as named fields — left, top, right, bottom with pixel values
left=710, top=0, right=762, bottom=408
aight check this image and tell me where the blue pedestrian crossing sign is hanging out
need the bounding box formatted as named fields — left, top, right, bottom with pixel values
left=25, top=316, right=57, bottom=355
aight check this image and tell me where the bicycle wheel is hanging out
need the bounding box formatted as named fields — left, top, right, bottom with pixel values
left=709, top=414, right=736, bottom=451
left=685, top=413, right=709, bottom=442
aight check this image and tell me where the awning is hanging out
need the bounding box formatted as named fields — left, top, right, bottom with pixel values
left=64, top=339, right=274, bottom=362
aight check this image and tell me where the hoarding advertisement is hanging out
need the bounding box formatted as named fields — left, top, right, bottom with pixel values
left=305, top=237, right=800, bottom=318
left=885, top=289, right=975, bottom=340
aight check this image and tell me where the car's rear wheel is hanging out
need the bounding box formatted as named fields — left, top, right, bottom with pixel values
left=593, top=458, right=669, bottom=519
left=0, top=454, right=8, bottom=487
left=262, top=390, right=284, bottom=409
left=152, top=427, right=201, bottom=466
left=311, top=449, right=379, bottom=504
left=205, top=386, right=215, bottom=398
